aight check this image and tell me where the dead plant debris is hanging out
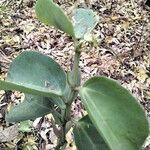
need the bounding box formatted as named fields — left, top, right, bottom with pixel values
left=0, top=0, right=150, bottom=149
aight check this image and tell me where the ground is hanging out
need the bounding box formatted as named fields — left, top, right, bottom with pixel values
left=0, top=0, right=150, bottom=149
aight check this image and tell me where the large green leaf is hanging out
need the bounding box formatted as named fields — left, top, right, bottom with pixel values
left=79, top=77, right=149, bottom=150
left=6, top=94, right=54, bottom=122
left=0, top=80, right=61, bottom=97
left=73, top=8, right=98, bottom=39
left=35, top=0, right=75, bottom=37
left=73, top=115, right=109, bottom=150
left=0, top=51, right=67, bottom=103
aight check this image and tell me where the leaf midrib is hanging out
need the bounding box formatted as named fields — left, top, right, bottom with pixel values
left=81, top=87, right=120, bottom=150
left=0, top=80, right=62, bottom=96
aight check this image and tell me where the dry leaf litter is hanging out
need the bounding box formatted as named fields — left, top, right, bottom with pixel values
left=0, top=0, right=150, bottom=149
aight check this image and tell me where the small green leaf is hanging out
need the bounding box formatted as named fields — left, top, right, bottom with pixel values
left=35, top=0, right=75, bottom=37
left=0, top=51, right=68, bottom=105
left=18, top=120, right=32, bottom=132
left=73, top=8, right=98, bottom=39
left=73, top=115, right=109, bottom=150
left=6, top=94, right=54, bottom=122
left=79, top=77, right=149, bottom=150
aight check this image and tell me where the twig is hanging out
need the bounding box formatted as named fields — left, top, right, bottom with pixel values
left=0, top=50, right=12, bottom=63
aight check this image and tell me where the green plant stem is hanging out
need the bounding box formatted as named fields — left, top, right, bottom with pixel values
left=55, top=103, right=71, bottom=149
left=71, top=41, right=81, bottom=87
left=56, top=40, right=81, bottom=149
left=71, top=51, right=80, bottom=86
left=65, top=41, right=81, bottom=119
left=55, top=115, right=67, bottom=150
left=55, top=126, right=66, bottom=150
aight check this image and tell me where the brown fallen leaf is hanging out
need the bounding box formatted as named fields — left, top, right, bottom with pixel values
left=0, top=124, right=18, bottom=142
left=135, top=66, right=148, bottom=83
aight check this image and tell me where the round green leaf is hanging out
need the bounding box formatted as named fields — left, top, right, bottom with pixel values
left=73, top=8, right=98, bottom=39
left=35, top=0, right=75, bottom=38
left=4, top=51, right=67, bottom=99
left=6, top=94, right=54, bottom=123
left=73, top=115, right=109, bottom=150
left=79, top=77, right=149, bottom=150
